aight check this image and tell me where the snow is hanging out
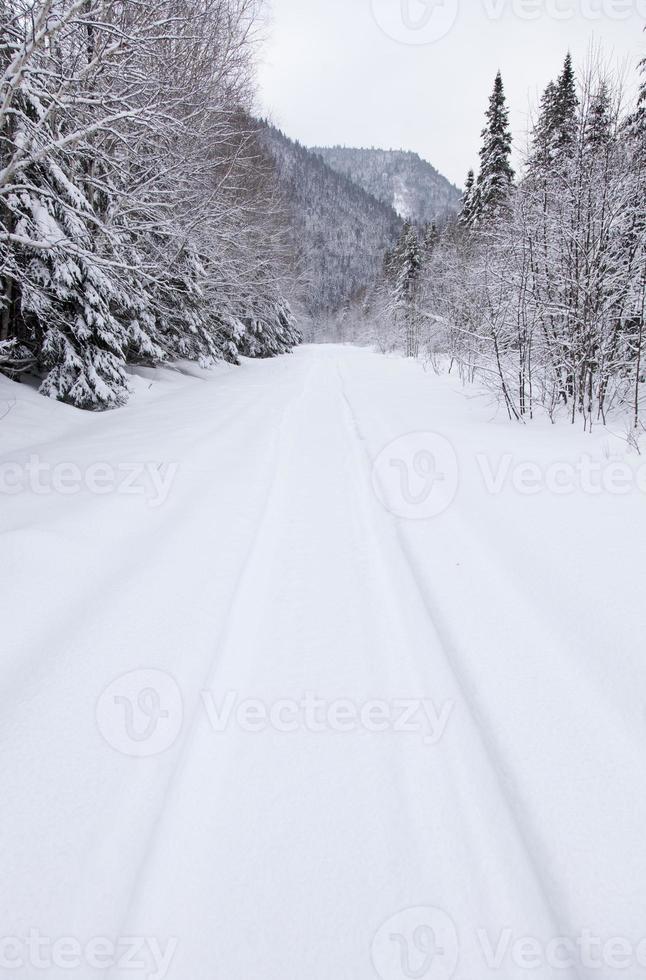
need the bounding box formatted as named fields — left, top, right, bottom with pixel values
left=1, top=345, right=645, bottom=980
left=392, top=176, right=413, bottom=221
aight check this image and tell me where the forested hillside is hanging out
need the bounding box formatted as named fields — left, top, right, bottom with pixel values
left=260, top=123, right=402, bottom=319
left=311, top=147, right=461, bottom=224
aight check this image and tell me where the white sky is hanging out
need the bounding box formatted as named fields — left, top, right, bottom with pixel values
left=255, top=0, right=645, bottom=187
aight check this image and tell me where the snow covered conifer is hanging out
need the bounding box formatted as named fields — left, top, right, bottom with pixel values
left=552, top=53, right=579, bottom=155
left=585, top=82, right=612, bottom=151
left=475, top=72, right=514, bottom=222
left=459, top=170, right=478, bottom=227
left=392, top=222, right=422, bottom=358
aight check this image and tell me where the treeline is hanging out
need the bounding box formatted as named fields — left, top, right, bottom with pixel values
left=363, top=47, right=646, bottom=431
left=0, top=0, right=301, bottom=410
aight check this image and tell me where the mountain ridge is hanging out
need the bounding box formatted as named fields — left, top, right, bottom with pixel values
left=310, top=146, right=461, bottom=225
left=258, top=121, right=402, bottom=318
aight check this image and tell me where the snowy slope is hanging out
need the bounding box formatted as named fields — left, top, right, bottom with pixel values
left=311, top=147, right=462, bottom=225
left=1, top=348, right=646, bottom=979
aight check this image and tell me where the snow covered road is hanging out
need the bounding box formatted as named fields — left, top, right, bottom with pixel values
left=2, top=345, right=646, bottom=980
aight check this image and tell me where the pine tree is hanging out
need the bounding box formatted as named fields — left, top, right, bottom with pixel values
left=459, top=169, right=478, bottom=227
left=392, top=222, right=422, bottom=357
left=529, top=81, right=558, bottom=173
left=0, top=2, right=302, bottom=409
left=5, top=77, right=133, bottom=408
left=585, top=82, right=612, bottom=151
left=475, top=72, right=514, bottom=222
left=422, top=222, right=439, bottom=257
left=552, top=53, right=579, bottom=155
left=529, top=54, right=580, bottom=177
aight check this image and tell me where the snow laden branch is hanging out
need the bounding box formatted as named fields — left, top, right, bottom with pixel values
left=0, top=0, right=301, bottom=408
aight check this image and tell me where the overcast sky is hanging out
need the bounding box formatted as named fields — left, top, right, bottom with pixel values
left=255, top=0, right=644, bottom=187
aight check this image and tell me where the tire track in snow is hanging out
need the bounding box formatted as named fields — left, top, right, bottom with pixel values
left=0, top=377, right=291, bottom=706
left=333, top=351, right=583, bottom=977
left=103, top=355, right=319, bottom=967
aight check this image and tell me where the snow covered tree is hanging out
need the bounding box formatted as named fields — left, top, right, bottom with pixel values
left=629, top=45, right=646, bottom=148
left=391, top=222, right=422, bottom=358
left=459, top=169, right=478, bottom=227
left=0, top=0, right=301, bottom=408
left=422, top=222, right=439, bottom=257
left=415, top=52, right=645, bottom=429
left=530, top=54, right=579, bottom=175
left=585, top=82, right=612, bottom=150
left=552, top=53, right=580, bottom=155
left=475, top=72, right=514, bottom=222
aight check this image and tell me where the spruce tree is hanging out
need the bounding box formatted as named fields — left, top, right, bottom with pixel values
left=529, top=81, right=558, bottom=173
left=529, top=55, right=580, bottom=176
left=392, top=222, right=422, bottom=358
left=422, top=222, right=439, bottom=257
left=552, top=53, right=579, bottom=155
left=475, top=72, right=514, bottom=222
left=459, top=169, right=478, bottom=227
left=585, top=82, right=612, bottom=151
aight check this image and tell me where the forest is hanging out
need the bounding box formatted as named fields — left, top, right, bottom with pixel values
left=1, top=4, right=644, bottom=434
left=0, top=0, right=301, bottom=409
left=353, top=49, right=646, bottom=431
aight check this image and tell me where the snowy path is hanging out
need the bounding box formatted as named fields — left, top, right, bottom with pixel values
left=2, top=345, right=646, bottom=980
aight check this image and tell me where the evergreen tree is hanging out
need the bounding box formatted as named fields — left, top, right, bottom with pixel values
left=552, top=53, right=579, bottom=154
left=0, top=2, right=302, bottom=409
left=529, top=54, right=580, bottom=177
left=475, top=72, right=514, bottom=222
left=6, top=80, right=133, bottom=408
left=422, top=222, right=439, bottom=257
left=392, top=222, right=422, bottom=357
left=585, top=82, right=612, bottom=151
left=529, top=81, right=558, bottom=173
left=459, top=169, right=478, bottom=227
